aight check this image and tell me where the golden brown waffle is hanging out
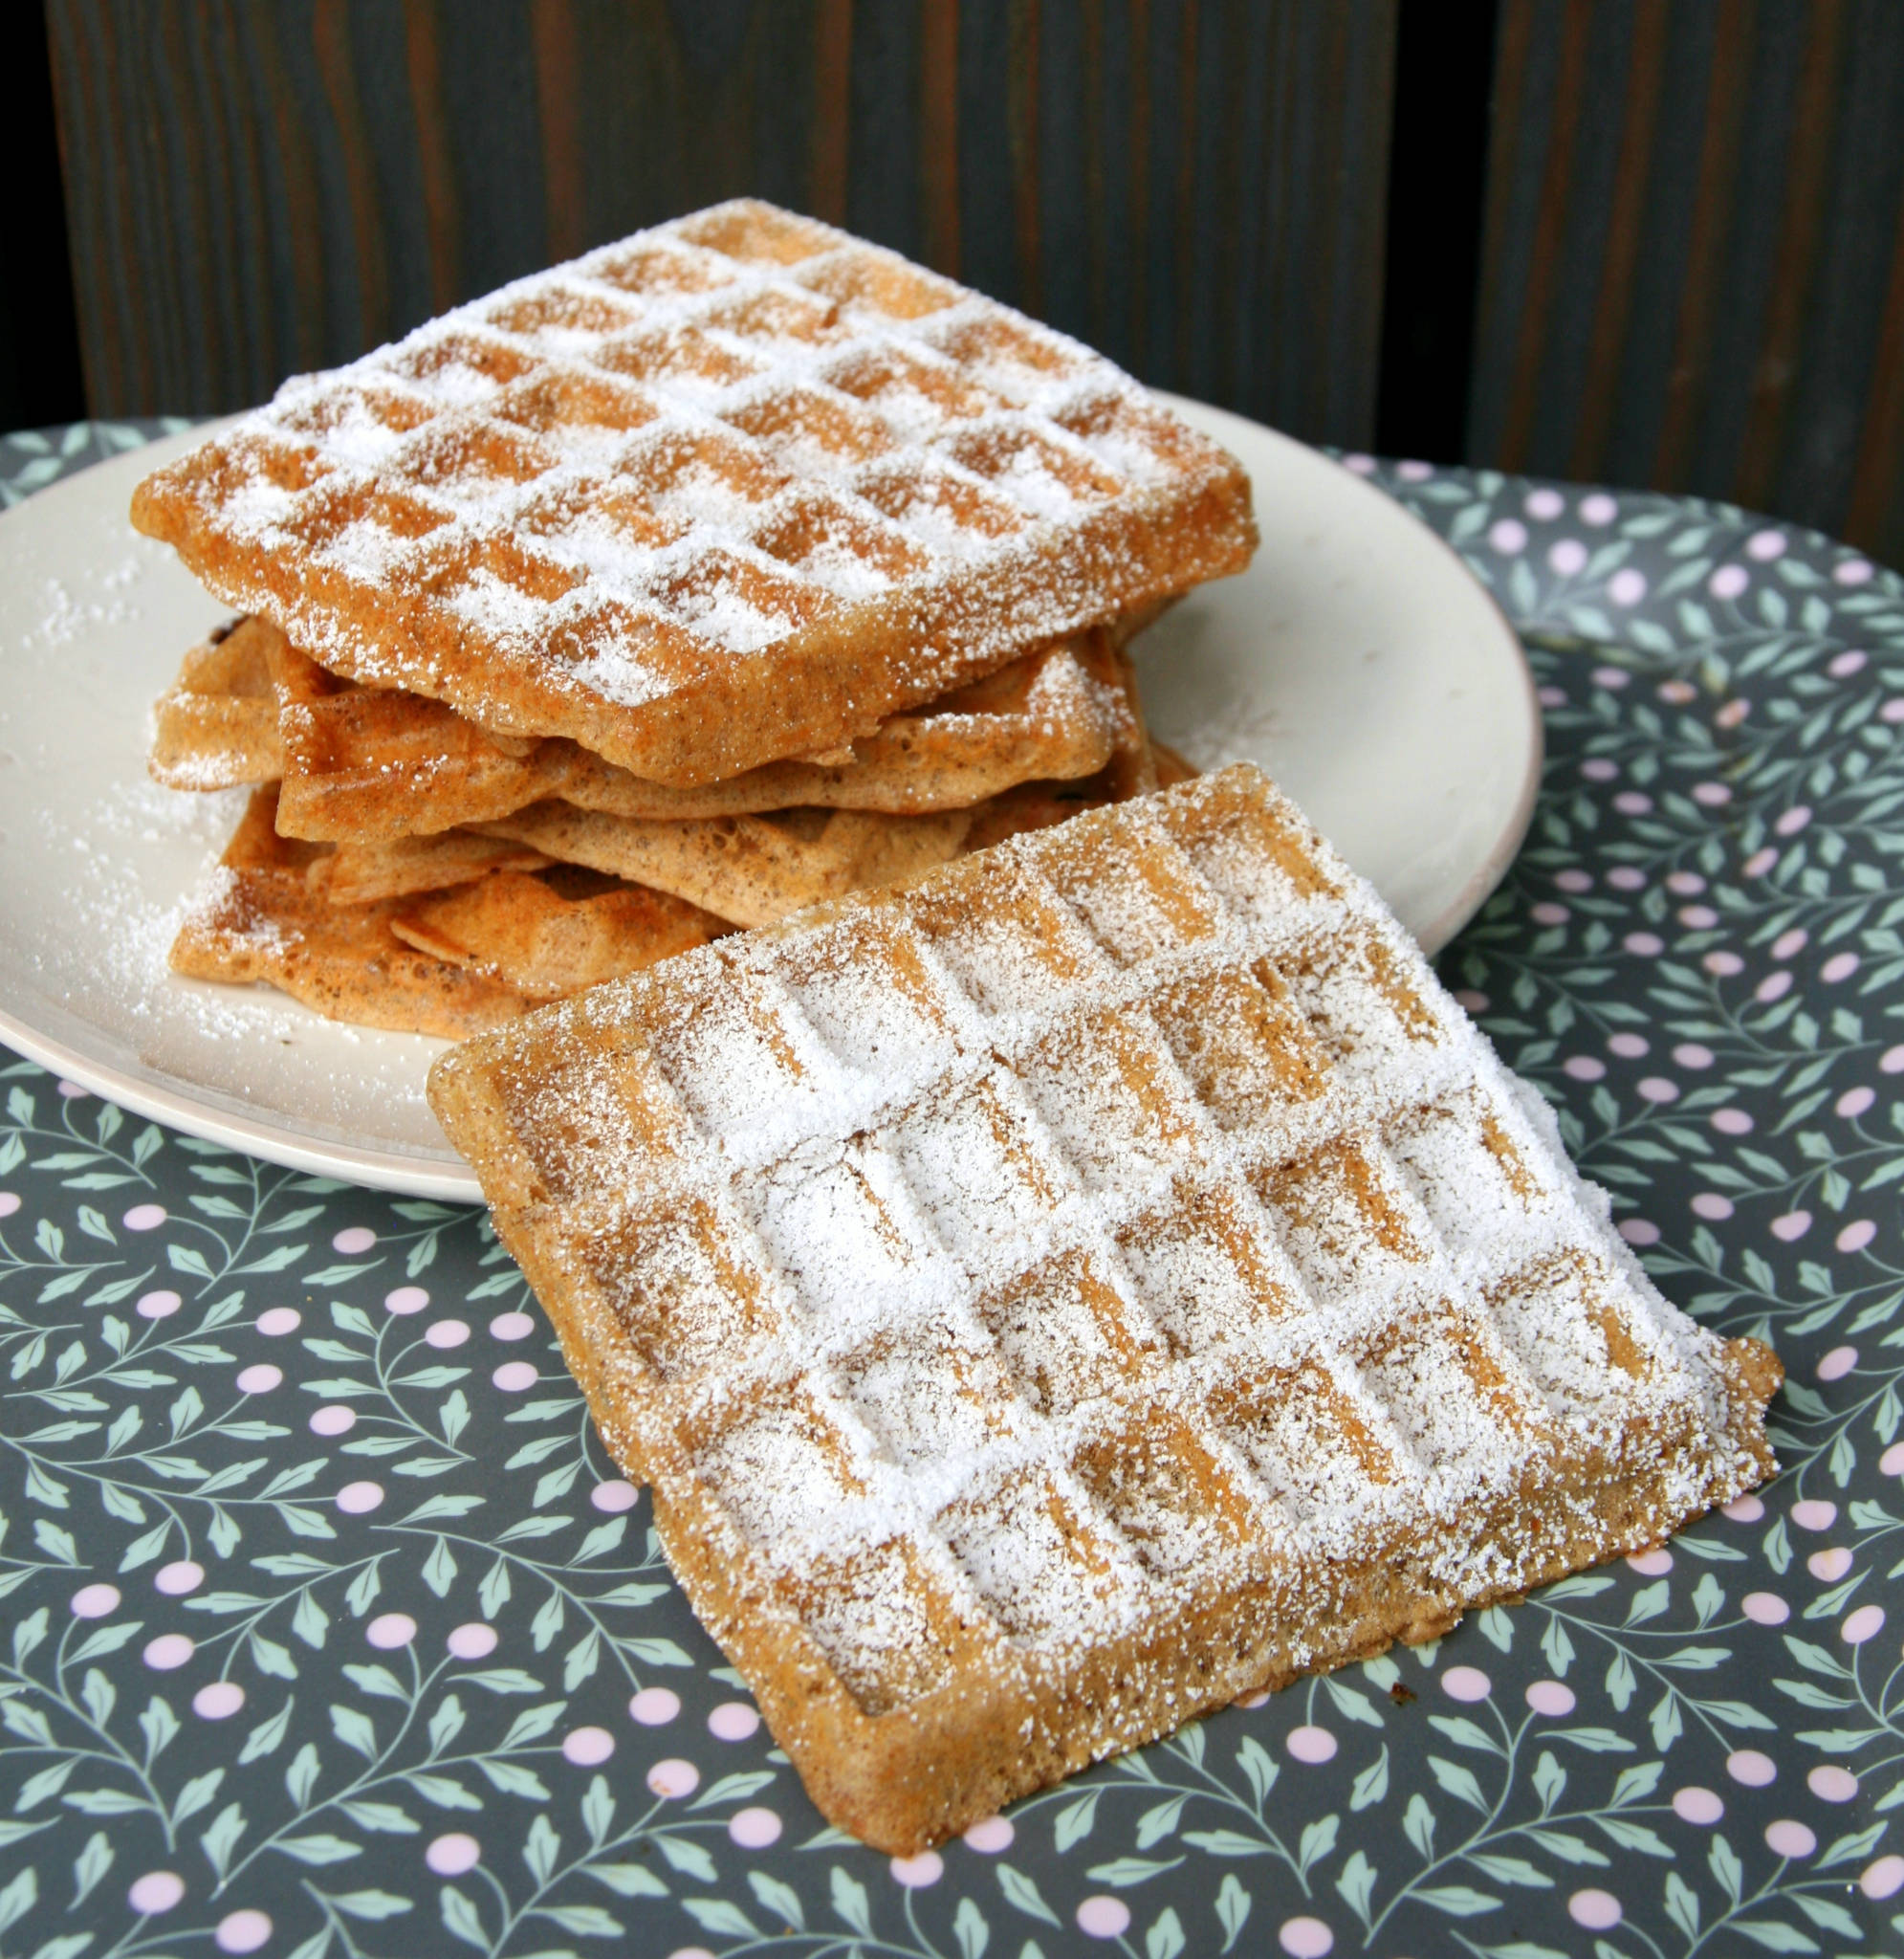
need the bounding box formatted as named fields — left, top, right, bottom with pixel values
left=169, top=788, right=723, bottom=1035
left=477, top=801, right=974, bottom=928
left=308, top=831, right=553, bottom=906
left=131, top=199, right=1254, bottom=786
left=149, top=617, right=285, bottom=790
left=427, top=762, right=1780, bottom=1854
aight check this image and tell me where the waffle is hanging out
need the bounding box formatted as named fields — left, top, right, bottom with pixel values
left=427, top=763, right=1781, bottom=1854
left=170, top=788, right=724, bottom=1035
left=149, top=617, right=285, bottom=790
left=131, top=199, right=1255, bottom=787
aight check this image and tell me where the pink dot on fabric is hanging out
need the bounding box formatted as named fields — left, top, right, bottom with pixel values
left=490, top=1311, right=535, bottom=1340
left=1834, top=557, right=1874, bottom=584
left=1557, top=869, right=1594, bottom=893
left=1674, top=1043, right=1715, bottom=1068
left=1526, top=1681, right=1575, bottom=1716
left=1771, top=1211, right=1812, bottom=1242
left=1278, top=1919, right=1334, bottom=1959
left=1549, top=539, right=1587, bottom=576
left=1809, top=1765, right=1859, bottom=1802
left=1441, top=1666, right=1491, bottom=1702
left=1455, top=989, right=1490, bottom=1012
left=1887, top=1046, right=1904, bottom=1074
left=1743, top=846, right=1778, bottom=875
left=427, top=1833, right=480, bottom=1877
left=562, top=1727, right=614, bottom=1767
left=1776, top=804, right=1812, bottom=837
left=123, top=1204, right=166, bottom=1231
left=1741, top=1593, right=1789, bottom=1625
left=1842, top=1605, right=1884, bottom=1643
left=1489, top=518, right=1527, bottom=554
left=591, top=1479, right=637, bottom=1513
left=128, top=1872, right=185, bottom=1915
left=492, top=1361, right=537, bottom=1392
left=1726, top=697, right=1758, bottom=727
left=1397, top=459, right=1433, bottom=481
left=1837, top=1087, right=1875, bottom=1118
left=156, top=1561, right=204, bottom=1596
left=1582, top=758, right=1620, bottom=782
left=333, top=1227, right=376, bottom=1254
left=1568, top=1889, right=1622, bottom=1930
left=1525, top=488, right=1565, bottom=520
left=309, top=1405, right=356, bottom=1437
left=366, top=1613, right=416, bottom=1650
left=384, top=1286, right=428, bottom=1315
left=1564, top=1056, right=1606, bottom=1081
left=1822, top=952, right=1860, bottom=983
left=193, top=1682, right=245, bottom=1720
left=1609, top=567, right=1648, bottom=605
left=1628, top=1549, right=1674, bottom=1575
left=647, top=1758, right=699, bottom=1798
left=1746, top=528, right=1787, bottom=561
left=1593, top=666, right=1630, bottom=691
left=964, top=1816, right=1014, bottom=1852
left=1838, top=1219, right=1877, bottom=1253
left=424, top=1319, right=469, bottom=1350
left=235, top=1364, right=281, bottom=1395
left=1659, top=679, right=1697, bottom=704
left=1818, top=1346, right=1858, bottom=1382
left=1608, top=1033, right=1650, bottom=1058
left=1704, top=951, right=1744, bottom=977
left=1640, top=1077, right=1682, bottom=1106
left=1287, top=1725, right=1337, bottom=1763
left=255, top=1308, right=300, bottom=1335
left=216, top=1912, right=271, bottom=1955
left=1538, top=686, right=1567, bottom=710
left=0, top=1192, right=17, bottom=1220
left=1723, top=1493, right=1765, bottom=1522
left=1623, top=932, right=1664, bottom=956
left=1681, top=907, right=1718, bottom=931
left=1710, top=564, right=1748, bottom=600
left=1692, top=782, right=1732, bottom=807
left=1755, top=971, right=1792, bottom=1003
left=1532, top=902, right=1570, bottom=926
left=71, top=1583, right=120, bottom=1618
left=1765, top=1819, right=1815, bottom=1859
left=729, top=1807, right=781, bottom=1849
left=1342, top=452, right=1376, bottom=475
left=1618, top=1219, right=1660, bottom=1247
left=143, top=1635, right=194, bottom=1671
left=447, top=1623, right=497, bottom=1661
left=1792, top=1499, right=1837, bottom=1530
left=1883, top=1442, right=1904, bottom=1475
left=1582, top=493, right=1617, bottom=524
left=709, top=1702, right=761, bottom=1742
left=1711, top=1109, right=1754, bottom=1135
left=1077, top=1896, right=1131, bottom=1940
left=1888, top=698, right=1904, bottom=724
left=137, top=1289, right=181, bottom=1319
left=1667, top=870, right=1708, bottom=895
left=1828, top=649, right=1868, bottom=677
left=1861, top=1855, right=1904, bottom=1900
left=1807, top=1548, right=1852, bottom=1582
left=630, top=1687, right=681, bottom=1725
left=890, top=1850, right=942, bottom=1887
left=1728, top=1750, right=1777, bottom=1786
left=1613, top=791, right=1653, bottom=816
left=336, top=1481, right=383, bottom=1514
left=1674, top=1787, right=1724, bottom=1825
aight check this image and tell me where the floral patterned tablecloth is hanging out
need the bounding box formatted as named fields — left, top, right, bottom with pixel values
left=2, top=421, right=1899, bottom=1959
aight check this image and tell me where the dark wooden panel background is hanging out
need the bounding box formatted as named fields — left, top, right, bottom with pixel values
left=38, top=0, right=1904, bottom=563
left=44, top=0, right=1398, bottom=451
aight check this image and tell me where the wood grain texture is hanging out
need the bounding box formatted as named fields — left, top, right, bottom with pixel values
left=1471, top=0, right=1904, bottom=562
left=47, top=0, right=1399, bottom=451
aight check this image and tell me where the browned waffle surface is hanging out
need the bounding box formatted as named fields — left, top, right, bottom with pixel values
left=131, top=199, right=1254, bottom=785
left=149, top=617, right=285, bottom=790
left=427, top=762, right=1780, bottom=1853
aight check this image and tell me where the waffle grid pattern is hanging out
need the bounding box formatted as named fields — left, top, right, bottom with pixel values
left=133, top=201, right=1253, bottom=781
left=437, top=770, right=1762, bottom=1741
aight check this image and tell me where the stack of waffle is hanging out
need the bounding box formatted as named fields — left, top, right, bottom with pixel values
left=135, top=199, right=1255, bottom=1036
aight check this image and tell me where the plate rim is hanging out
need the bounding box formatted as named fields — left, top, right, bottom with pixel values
left=0, top=402, right=1540, bottom=1200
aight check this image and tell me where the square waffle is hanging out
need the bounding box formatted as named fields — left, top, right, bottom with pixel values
left=131, top=200, right=1254, bottom=786
left=427, top=763, right=1780, bottom=1853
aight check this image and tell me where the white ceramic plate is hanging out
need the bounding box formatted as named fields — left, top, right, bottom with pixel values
left=0, top=401, right=1538, bottom=1198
